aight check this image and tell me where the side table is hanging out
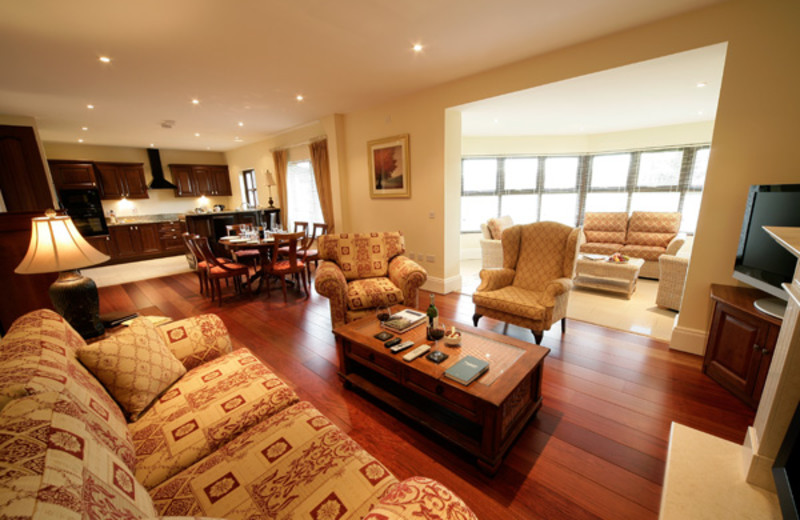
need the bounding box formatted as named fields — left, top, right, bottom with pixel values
left=574, top=256, right=645, bottom=298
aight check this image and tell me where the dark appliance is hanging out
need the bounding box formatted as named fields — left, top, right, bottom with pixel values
left=147, top=149, right=178, bottom=189
left=57, top=189, right=108, bottom=237
left=733, top=183, right=800, bottom=318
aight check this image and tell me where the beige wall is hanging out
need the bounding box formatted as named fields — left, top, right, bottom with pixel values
left=335, top=0, right=800, bottom=352
left=43, top=142, right=229, bottom=217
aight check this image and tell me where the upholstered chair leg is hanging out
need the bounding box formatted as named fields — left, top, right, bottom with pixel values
left=532, top=330, right=543, bottom=344
left=472, top=314, right=482, bottom=327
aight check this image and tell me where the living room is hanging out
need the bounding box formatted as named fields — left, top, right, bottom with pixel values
left=1, top=1, right=799, bottom=519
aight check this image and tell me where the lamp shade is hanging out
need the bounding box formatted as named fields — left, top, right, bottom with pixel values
left=265, top=169, right=277, bottom=187
left=15, top=211, right=110, bottom=274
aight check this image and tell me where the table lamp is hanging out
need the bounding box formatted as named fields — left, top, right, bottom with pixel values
left=15, top=209, right=111, bottom=339
left=265, top=169, right=276, bottom=209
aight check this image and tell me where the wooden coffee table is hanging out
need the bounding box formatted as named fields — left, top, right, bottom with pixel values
left=333, top=309, right=549, bottom=475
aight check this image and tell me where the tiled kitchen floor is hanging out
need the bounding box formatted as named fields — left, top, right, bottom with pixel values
left=460, top=258, right=678, bottom=341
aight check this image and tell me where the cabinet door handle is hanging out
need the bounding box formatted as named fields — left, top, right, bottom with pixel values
left=753, top=344, right=760, bottom=351
left=762, top=348, right=770, bottom=355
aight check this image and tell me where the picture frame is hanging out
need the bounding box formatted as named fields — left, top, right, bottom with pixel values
left=368, top=134, right=410, bottom=198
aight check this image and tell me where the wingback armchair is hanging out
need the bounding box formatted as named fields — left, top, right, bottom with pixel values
left=472, top=222, right=582, bottom=344
left=314, top=232, right=428, bottom=329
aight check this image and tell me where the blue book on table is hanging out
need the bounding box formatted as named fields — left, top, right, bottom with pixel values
left=444, top=355, right=489, bottom=385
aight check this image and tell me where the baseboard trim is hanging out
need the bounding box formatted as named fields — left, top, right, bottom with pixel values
left=669, top=325, right=707, bottom=355
left=422, top=275, right=462, bottom=295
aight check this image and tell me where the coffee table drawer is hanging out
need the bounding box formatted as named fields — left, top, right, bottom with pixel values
left=404, top=369, right=477, bottom=419
left=347, top=343, right=400, bottom=381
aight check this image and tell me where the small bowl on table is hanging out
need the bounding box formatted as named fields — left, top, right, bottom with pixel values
left=443, top=329, right=462, bottom=347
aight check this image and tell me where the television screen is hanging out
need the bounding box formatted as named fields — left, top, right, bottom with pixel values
left=734, top=184, right=800, bottom=302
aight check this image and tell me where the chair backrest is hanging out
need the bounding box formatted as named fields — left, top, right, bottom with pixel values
left=293, top=221, right=308, bottom=235
left=502, top=222, right=581, bottom=291
left=626, top=211, right=681, bottom=248
left=192, top=235, right=225, bottom=268
left=582, top=212, right=627, bottom=244
left=317, top=231, right=404, bottom=281
left=269, top=232, right=305, bottom=270
left=306, top=222, right=329, bottom=249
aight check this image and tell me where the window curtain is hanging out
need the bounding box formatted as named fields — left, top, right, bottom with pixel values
left=272, top=148, right=289, bottom=227
left=309, top=139, right=335, bottom=233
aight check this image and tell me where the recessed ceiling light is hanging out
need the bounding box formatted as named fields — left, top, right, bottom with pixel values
left=78, top=138, right=84, bottom=143
left=697, top=82, right=708, bottom=88
left=150, top=143, right=155, bottom=147
left=98, top=56, right=111, bottom=64
left=413, top=43, right=423, bottom=53
left=194, top=132, right=200, bottom=137
left=192, top=99, right=200, bottom=105
left=87, top=104, right=94, bottom=109
left=238, top=121, right=244, bottom=127
left=296, top=94, right=304, bottom=101
left=81, top=126, right=88, bottom=131
left=234, top=137, right=243, bottom=142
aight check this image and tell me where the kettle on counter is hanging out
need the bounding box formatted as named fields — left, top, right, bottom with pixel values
left=212, top=204, right=225, bottom=212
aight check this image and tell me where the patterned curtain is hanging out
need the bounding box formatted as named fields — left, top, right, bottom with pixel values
left=309, top=139, right=335, bottom=233
left=271, top=148, right=288, bottom=227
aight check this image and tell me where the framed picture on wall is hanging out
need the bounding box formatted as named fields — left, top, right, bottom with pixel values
left=368, top=134, right=410, bottom=198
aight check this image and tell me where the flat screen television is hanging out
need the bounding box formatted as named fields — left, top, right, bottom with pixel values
left=733, top=184, right=800, bottom=318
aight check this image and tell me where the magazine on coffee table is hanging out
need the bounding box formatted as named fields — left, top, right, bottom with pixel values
left=381, top=309, right=427, bottom=333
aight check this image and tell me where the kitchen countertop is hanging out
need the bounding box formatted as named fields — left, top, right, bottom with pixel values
left=184, top=208, right=279, bottom=217
left=106, top=213, right=184, bottom=226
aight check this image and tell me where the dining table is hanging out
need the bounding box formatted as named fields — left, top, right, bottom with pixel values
left=218, top=235, right=277, bottom=293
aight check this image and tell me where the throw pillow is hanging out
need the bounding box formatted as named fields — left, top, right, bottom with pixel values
left=487, top=215, right=513, bottom=240
left=77, top=318, right=186, bottom=421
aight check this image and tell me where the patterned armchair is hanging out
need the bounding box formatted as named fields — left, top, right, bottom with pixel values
left=314, top=232, right=428, bottom=329
left=473, top=222, right=582, bottom=344
left=479, top=215, right=514, bottom=268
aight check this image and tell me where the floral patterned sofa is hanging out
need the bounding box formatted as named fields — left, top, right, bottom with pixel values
left=314, top=232, right=427, bottom=329
left=0, top=309, right=476, bottom=519
left=580, top=211, right=684, bottom=279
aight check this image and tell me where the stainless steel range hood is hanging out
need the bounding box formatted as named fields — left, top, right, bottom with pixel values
left=147, top=149, right=178, bottom=189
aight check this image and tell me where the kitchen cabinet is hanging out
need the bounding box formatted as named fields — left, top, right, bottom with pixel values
left=703, top=284, right=782, bottom=409
left=48, top=160, right=98, bottom=190
left=96, top=163, right=149, bottom=200
left=85, top=235, right=112, bottom=257
left=108, top=223, right=161, bottom=259
left=169, top=164, right=231, bottom=197
left=157, top=220, right=186, bottom=251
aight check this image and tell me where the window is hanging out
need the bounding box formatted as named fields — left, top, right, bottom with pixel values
left=287, top=160, right=324, bottom=228
left=460, top=145, right=710, bottom=234
left=240, top=169, right=259, bottom=208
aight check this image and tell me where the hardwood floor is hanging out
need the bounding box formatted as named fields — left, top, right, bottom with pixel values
left=98, top=272, right=755, bottom=520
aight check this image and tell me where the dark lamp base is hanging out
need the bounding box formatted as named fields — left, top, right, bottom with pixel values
left=268, top=197, right=275, bottom=209
left=49, top=270, right=105, bottom=339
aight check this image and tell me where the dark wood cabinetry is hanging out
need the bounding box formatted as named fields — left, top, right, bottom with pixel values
left=157, top=220, right=186, bottom=251
left=703, top=284, right=782, bottom=408
left=169, top=164, right=232, bottom=197
left=108, top=223, right=161, bottom=259
left=0, top=125, right=54, bottom=212
left=48, top=161, right=98, bottom=190
left=85, top=235, right=112, bottom=257
left=96, top=163, right=148, bottom=200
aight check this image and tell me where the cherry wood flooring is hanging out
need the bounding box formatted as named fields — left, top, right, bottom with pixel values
left=98, top=272, right=755, bottom=520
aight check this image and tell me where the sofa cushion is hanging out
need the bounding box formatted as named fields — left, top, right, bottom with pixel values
left=580, top=242, right=623, bottom=256
left=625, top=211, right=681, bottom=248
left=583, top=212, right=627, bottom=244
left=131, top=348, right=300, bottom=489
left=486, top=215, right=513, bottom=240
left=364, top=477, right=479, bottom=520
left=0, top=392, right=156, bottom=519
left=149, top=401, right=397, bottom=519
left=619, top=244, right=667, bottom=261
left=472, top=286, right=546, bottom=321
left=318, top=232, right=405, bottom=281
left=78, top=318, right=187, bottom=421
left=346, top=277, right=404, bottom=311
left=158, top=314, right=234, bottom=370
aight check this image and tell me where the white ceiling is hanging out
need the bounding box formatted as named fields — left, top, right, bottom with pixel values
left=459, top=44, right=727, bottom=136
left=0, top=0, right=727, bottom=151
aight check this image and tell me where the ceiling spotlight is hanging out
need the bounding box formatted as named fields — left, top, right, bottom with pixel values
left=150, top=143, right=155, bottom=147
left=78, top=138, right=84, bottom=143
left=238, top=121, right=244, bottom=127
left=81, top=127, right=88, bottom=131
left=697, top=82, right=708, bottom=88
left=87, top=104, right=94, bottom=109
left=413, top=43, right=423, bottom=53
left=98, top=56, right=111, bottom=64
left=194, top=132, right=200, bottom=137
left=296, top=94, right=304, bottom=102
left=234, top=137, right=243, bottom=142
left=192, top=99, right=200, bottom=105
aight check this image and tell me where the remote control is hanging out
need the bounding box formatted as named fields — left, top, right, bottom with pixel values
left=403, top=344, right=431, bottom=362
left=390, top=340, right=415, bottom=353
left=384, top=337, right=401, bottom=348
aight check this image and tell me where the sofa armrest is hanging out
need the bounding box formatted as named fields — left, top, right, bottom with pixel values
left=314, top=260, right=350, bottom=329
left=158, top=314, right=233, bottom=370
left=479, top=238, right=502, bottom=269
left=665, top=233, right=686, bottom=256
left=364, top=476, right=478, bottom=520
left=389, top=256, right=428, bottom=308
left=476, top=268, right=515, bottom=292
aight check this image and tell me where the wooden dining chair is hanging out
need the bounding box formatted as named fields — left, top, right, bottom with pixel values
left=224, top=224, right=261, bottom=271
left=193, top=235, right=250, bottom=306
left=277, top=221, right=308, bottom=258
left=264, top=231, right=308, bottom=302
left=303, top=222, right=329, bottom=277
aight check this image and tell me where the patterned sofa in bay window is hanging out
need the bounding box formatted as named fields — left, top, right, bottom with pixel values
left=314, top=231, right=428, bottom=329
left=580, top=211, right=684, bottom=279
left=0, top=309, right=476, bottom=519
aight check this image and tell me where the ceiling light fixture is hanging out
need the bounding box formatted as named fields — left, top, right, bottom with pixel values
left=697, top=82, right=708, bottom=88
left=192, top=99, right=200, bottom=105
left=413, top=43, right=423, bottom=53
left=78, top=138, right=84, bottom=143
left=194, top=132, right=200, bottom=137
left=81, top=127, right=88, bottom=131
left=98, top=56, right=111, bottom=64
left=87, top=104, right=94, bottom=109
left=296, top=94, right=304, bottom=101
left=150, top=143, right=155, bottom=148
left=238, top=121, right=244, bottom=127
